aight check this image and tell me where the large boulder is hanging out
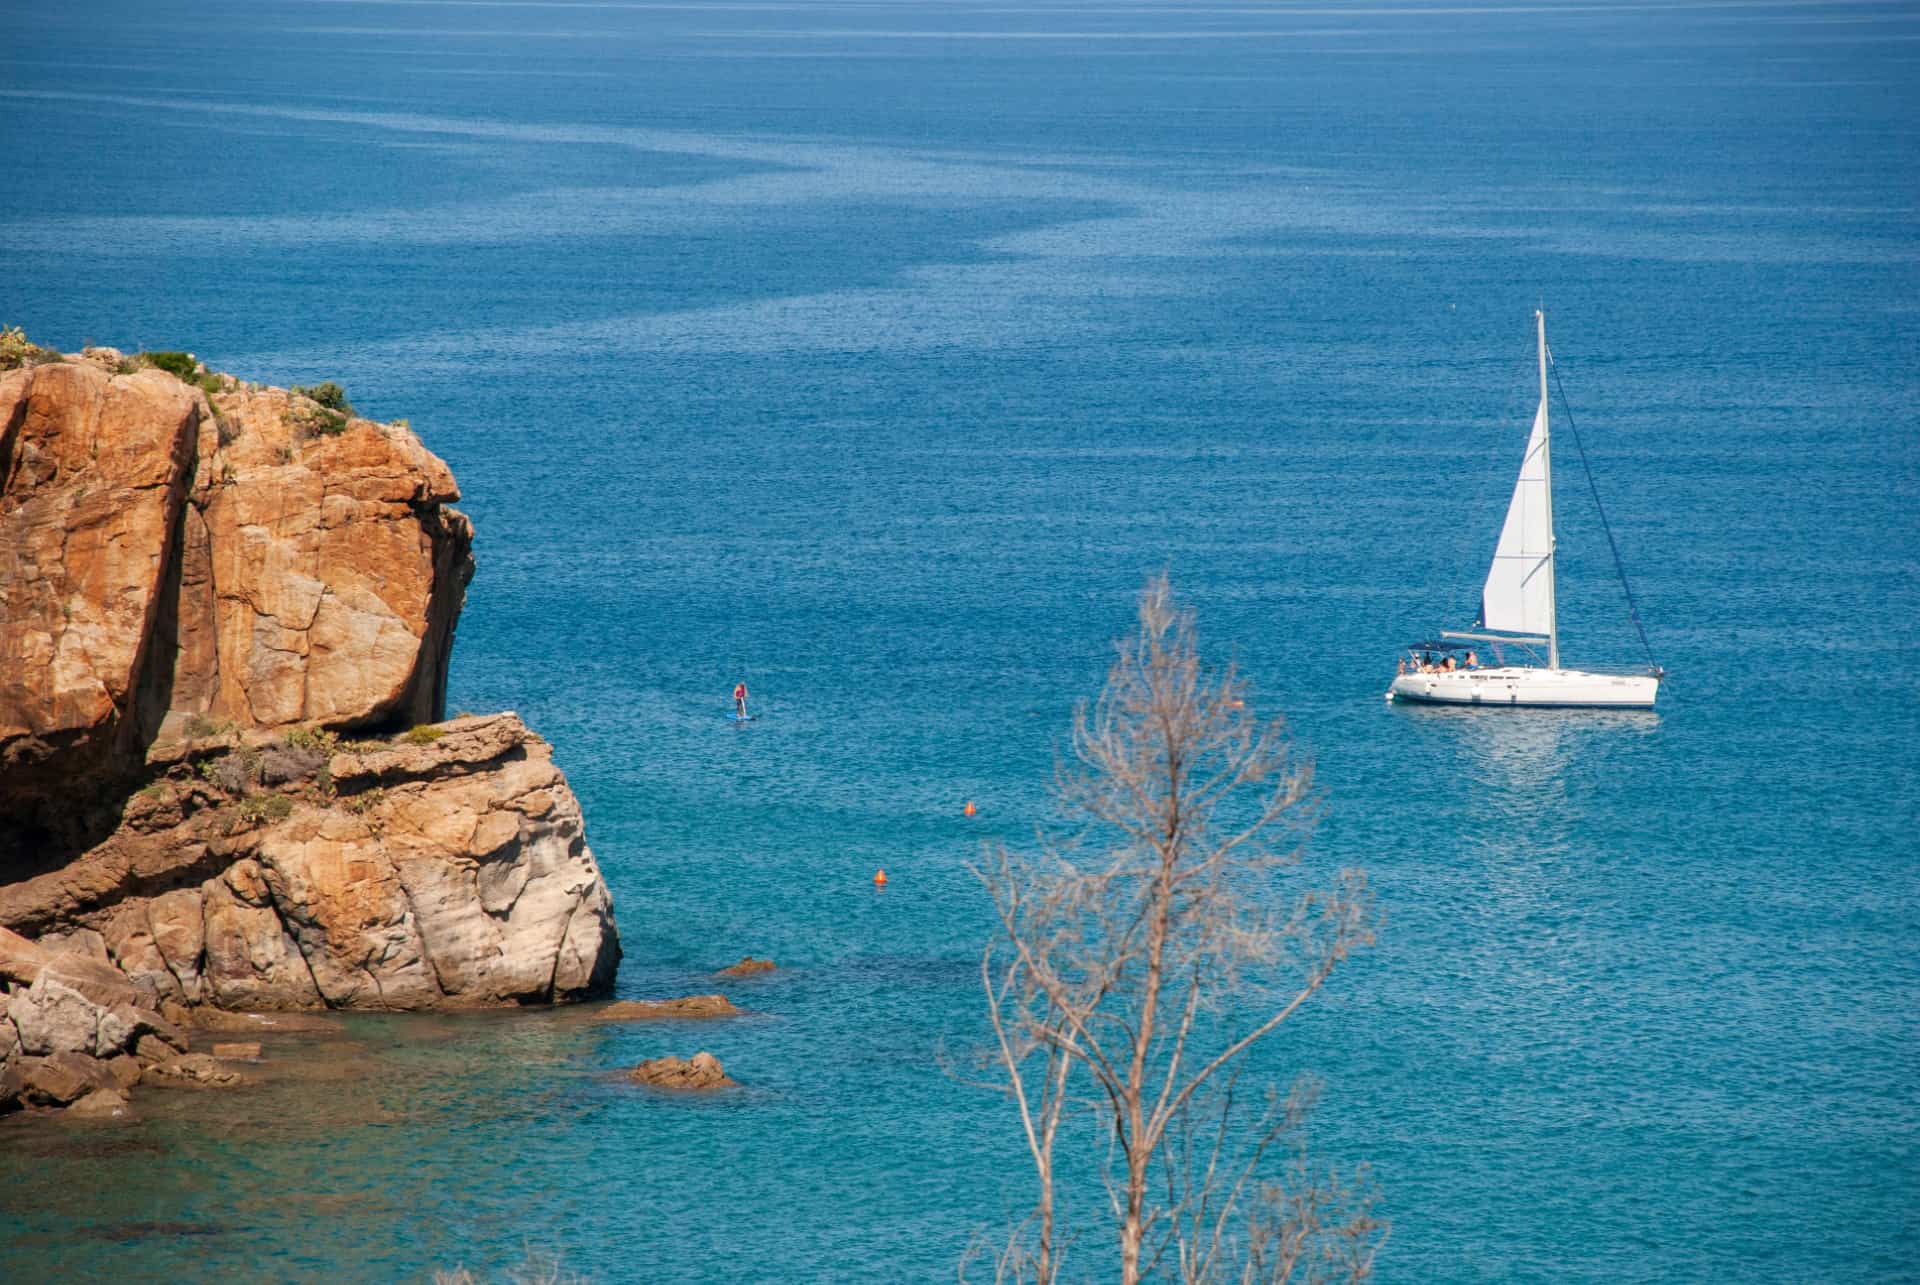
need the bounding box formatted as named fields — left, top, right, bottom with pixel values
left=0, top=716, right=619, bottom=1010
left=0, top=355, right=473, bottom=861
left=18, top=1050, right=119, bottom=1105
left=169, top=381, right=472, bottom=739
left=7, top=974, right=107, bottom=1056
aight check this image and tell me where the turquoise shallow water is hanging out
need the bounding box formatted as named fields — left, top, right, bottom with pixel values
left=3, top=1, right=1918, bottom=1280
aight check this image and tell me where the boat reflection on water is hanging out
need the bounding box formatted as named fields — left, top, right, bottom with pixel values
left=1389, top=699, right=1657, bottom=804
left=1381, top=701, right=1662, bottom=1030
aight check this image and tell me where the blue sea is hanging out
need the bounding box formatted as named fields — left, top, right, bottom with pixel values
left=3, top=1, right=1917, bottom=1280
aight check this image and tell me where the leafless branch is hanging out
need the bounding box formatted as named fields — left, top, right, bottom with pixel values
left=969, top=575, right=1385, bottom=1283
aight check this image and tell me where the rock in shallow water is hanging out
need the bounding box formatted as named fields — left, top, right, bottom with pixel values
left=189, top=1009, right=341, bottom=1035
left=627, top=1052, right=736, bottom=1090
left=593, top=995, right=740, bottom=1021
left=19, top=1051, right=120, bottom=1105
left=64, top=1087, right=134, bottom=1121
left=715, top=957, right=775, bottom=978
left=145, top=1053, right=243, bottom=1089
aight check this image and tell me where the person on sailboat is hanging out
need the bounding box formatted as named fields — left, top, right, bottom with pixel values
left=1464, top=650, right=1479, bottom=670
left=733, top=681, right=749, bottom=719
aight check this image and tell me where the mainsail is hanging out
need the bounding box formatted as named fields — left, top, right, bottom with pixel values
left=1479, top=319, right=1557, bottom=650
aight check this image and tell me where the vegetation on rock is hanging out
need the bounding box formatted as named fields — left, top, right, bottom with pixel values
left=0, top=324, right=64, bottom=369
left=137, top=349, right=223, bottom=395
left=291, top=380, right=353, bottom=414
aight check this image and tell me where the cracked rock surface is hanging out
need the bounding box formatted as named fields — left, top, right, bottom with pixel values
left=0, top=712, right=620, bottom=1013
left=1, top=352, right=473, bottom=845
left=0, top=346, right=620, bottom=1054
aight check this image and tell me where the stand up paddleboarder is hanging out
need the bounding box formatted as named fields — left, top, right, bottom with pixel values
left=733, top=680, right=749, bottom=720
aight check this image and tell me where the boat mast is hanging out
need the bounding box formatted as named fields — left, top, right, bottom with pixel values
left=1538, top=308, right=1559, bottom=670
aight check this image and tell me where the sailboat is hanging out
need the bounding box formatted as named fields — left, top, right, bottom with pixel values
left=1388, top=311, right=1662, bottom=709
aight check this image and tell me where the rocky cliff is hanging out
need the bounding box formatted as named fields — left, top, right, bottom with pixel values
left=2, top=348, right=471, bottom=862
left=0, top=337, right=619, bottom=1113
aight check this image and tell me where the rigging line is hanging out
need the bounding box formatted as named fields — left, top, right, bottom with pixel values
left=1546, top=345, right=1663, bottom=676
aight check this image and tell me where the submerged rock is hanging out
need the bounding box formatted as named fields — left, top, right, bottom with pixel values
left=190, top=1009, right=341, bottom=1036
left=145, top=1053, right=243, bottom=1089
left=594, top=995, right=740, bottom=1021
left=64, top=1087, right=134, bottom=1121
left=715, top=957, right=775, bottom=979
left=627, top=1052, right=736, bottom=1091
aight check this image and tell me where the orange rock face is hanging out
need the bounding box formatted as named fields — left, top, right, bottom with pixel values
left=0, top=346, right=620, bottom=1067
left=0, top=364, right=199, bottom=812
left=0, top=355, right=472, bottom=855
left=177, top=383, right=470, bottom=735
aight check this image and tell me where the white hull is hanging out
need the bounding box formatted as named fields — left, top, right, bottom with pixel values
left=1388, top=666, right=1658, bottom=709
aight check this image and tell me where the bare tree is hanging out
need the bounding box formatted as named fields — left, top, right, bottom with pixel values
left=974, top=574, right=1382, bottom=1284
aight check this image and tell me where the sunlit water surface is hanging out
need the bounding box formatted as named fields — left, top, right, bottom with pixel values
left=2, top=1, right=1916, bottom=1280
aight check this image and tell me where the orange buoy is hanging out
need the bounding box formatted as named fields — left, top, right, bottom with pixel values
left=963, top=800, right=977, bottom=817
left=873, top=869, right=888, bottom=887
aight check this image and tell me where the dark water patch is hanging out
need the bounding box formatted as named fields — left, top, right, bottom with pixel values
left=2, top=1131, right=166, bottom=1162
left=79, top=1219, right=230, bottom=1243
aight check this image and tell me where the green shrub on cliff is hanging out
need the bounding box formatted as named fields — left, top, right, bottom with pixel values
left=1, top=326, right=65, bottom=370
left=402, top=725, right=446, bottom=745
left=140, top=350, right=198, bottom=380
left=230, top=792, right=295, bottom=832
left=291, top=399, right=350, bottom=439
left=139, top=349, right=224, bottom=395
left=292, top=380, right=354, bottom=414
left=285, top=725, right=341, bottom=756
left=287, top=381, right=354, bottom=440
left=236, top=794, right=294, bottom=826
left=210, top=398, right=241, bottom=447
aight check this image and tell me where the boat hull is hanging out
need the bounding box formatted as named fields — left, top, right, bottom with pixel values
left=1388, top=666, right=1658, bottom=709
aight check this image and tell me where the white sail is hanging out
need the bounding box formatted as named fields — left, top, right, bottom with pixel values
left=1479, top=383, right=1556, bottom=643
left=1390, top=310, right=1659, bottom=709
